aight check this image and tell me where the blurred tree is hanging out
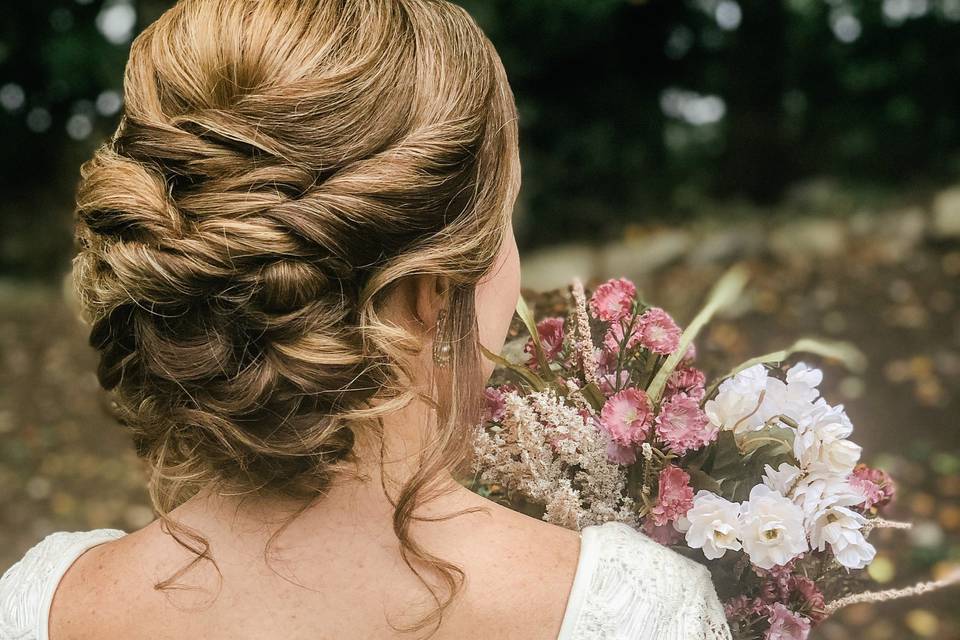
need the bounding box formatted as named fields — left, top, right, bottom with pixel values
left=0, top=1, right=128, bottom=277
left=2, top=0, right=960, bottom=279
left=716, top=0, right=790, bottom=203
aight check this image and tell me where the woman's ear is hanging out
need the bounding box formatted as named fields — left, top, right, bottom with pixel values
left=410, top=274, right=448, bottom=332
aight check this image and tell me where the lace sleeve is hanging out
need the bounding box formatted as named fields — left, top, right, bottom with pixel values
left=0, top=529, right=127, bottom=640
left=672, top=560, right=733, bottom=640
left=559, top=521, right=732, bottom=640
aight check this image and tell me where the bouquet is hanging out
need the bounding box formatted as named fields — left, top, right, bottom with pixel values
left=471, top=265, right=959, bottom=640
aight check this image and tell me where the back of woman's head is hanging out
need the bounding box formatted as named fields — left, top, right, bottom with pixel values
left=70, top=0, right=520, bottom=632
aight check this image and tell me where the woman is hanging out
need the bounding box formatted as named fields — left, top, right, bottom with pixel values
left=0, top=1, right=730, bottom=638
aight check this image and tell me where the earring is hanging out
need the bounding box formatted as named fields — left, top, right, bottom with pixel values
left=432, top=308, right=451, bottom=367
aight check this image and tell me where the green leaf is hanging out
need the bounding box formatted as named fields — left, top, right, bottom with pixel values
left=720, top=477, right=755, bottom=503
left=704, top=338, right=867, bottom=400
left=687, top=467, right=722, bottom=493
left=479, top=343, right=546, bottom=391
left=515, top=294, right=557, bottom=381
left=708, top=432, right=796, bottom=502
left=578, top=382, right=606, bottom=412
left=705, top=430, right=742, bottom=478
left=743, top=442, right=793, bottom=473
left=647, top=264, right=750, bottom=404
left=737, top=425, right=795, bottom=457
left=684, top=444, right=713, bottom=471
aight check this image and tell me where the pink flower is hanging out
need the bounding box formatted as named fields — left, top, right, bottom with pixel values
left=650, top=466, right=694, bottom=527
left=599, top=387, right=653, bottom=446
left=759, top=563, right=791, bottom=601
left=642, top=518, right=684, bottom=545
left=524, top=316, right=565, bottom=365
left=665, top=366, right=707, bottom=401
left=598, top=370, right=630, bottom=395
left=724, top=596, right=768, bottom=621
left=589, top=278, right=637, bottom=322
left=595, top=346, right=618, bottom=375
left=849, top=463, right=896, bottom=511
left=682, top=342, right=697, bottom=363
left=789, top=575, right=826, bottom=624
left=655, top=393, right=718, bottom=455
left=637, top=307, right=681, bottom=355
left=606, top=439, right=638, bottom=465
left=752, top=557, right=802, bottom=587
left=602, top=320, right=643, bottom=353
left=750, top=563, right=825, bottom=625
left=483, top=387, right=507, bottom=423
left=765, top=603, right=811, bottom=640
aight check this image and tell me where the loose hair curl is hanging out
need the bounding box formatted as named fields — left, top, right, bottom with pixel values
left=69, top=0, right=520, bottom=635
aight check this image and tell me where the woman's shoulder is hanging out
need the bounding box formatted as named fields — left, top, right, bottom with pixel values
left=582, top=520, right=712, bottom=582
left=448, top=495, right=582, bottom=638
left=559, top=520, right=731, bottom=640
left=0, top=528, right=127, bottom=639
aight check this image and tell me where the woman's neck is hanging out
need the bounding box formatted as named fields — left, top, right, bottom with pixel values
left=169, top=391, right=473, bottom=543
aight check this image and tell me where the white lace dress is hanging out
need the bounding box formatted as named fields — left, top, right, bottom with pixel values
left=0, top=521, right=731, bottom=639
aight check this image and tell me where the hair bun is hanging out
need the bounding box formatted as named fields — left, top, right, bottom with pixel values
left=71, top=0, right=518, bottom=528
left=254, top=259, right=329, bottom=313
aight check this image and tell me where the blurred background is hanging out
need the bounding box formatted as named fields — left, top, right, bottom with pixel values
left=0, top=0, right=958, bottom=638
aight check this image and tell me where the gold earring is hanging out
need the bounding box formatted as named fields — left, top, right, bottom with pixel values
left=432, top=309, right=451, bottom=367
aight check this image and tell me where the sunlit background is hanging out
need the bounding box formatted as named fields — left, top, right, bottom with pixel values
left=1, top=1, right=958, bottom=638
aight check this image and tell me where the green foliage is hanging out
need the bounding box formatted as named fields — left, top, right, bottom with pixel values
left=648, top=263, right=750, bottom=403
left=702, top=429, right=795, bottom=503
left=515, top=294, right=557, bottom=381
left=479, top=343, right=548, bottom=392
left=703, top=337, right=868, bottom=400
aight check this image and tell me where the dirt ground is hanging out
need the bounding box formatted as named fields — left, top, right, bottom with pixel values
left=1, top=213, right=958, bottom=639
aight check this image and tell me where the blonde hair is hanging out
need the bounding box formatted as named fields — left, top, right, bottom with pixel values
left=70, top=0, right=520, bottom=635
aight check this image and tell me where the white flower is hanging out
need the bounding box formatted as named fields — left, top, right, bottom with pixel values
left=808, top=504, right=876, bottom=569
left=704, top=364, right=769, bottom=433
left=785, top=362, right=823, bottom=397
left=764, top=463, right=867, bottom=538
left=793, top=401, right=861, bottom=474
left=791, top=464, right=866, bottom=521
left=677, top=491, right=743, bottom=560
left=706, top=363, right=826, bottom=434
left=762, top=462, right=802, bottom=496
left=803, top=397, right=853, bottom=436
left=761, top=463, right=873, bottom=567
left=739, top=485, right=809, bottom=569
left=762, top=362, right=822, bottom=421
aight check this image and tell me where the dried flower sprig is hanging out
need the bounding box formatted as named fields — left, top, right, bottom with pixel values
left=569, top=277, right=600, bottom=388
left=863, top=517, right=913, bottom=534
left=824, top=569, right=960, bottom=616
left=473, top=388, right=637, bottom=530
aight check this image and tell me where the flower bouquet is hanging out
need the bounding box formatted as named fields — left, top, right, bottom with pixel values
left=472, top=265, right=959, bottom=640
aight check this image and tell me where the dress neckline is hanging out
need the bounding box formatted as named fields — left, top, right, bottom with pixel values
left=41, top=525, right=604, bottom=640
